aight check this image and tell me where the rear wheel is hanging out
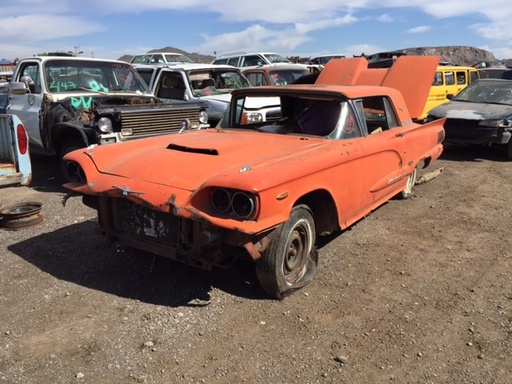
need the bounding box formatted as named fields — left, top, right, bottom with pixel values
left=59, top=138, right=85, bottom=182
left=399, top=167, right=417, bottom=199
left=256, top=205, right=318, bottom=299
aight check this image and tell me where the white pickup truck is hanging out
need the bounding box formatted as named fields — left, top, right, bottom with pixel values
left=135, top=63, right=281, bottom=126
left=0, top=56, right=209, bottom=180
left=0, top=114, right=31, bottom=187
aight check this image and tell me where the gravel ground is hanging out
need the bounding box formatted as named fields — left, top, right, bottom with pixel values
left=0, top=145, right=511, bottom=384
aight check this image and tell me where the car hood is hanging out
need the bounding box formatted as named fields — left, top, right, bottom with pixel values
left=77, top=129, right=331, bottom=192
left=199, top=92, right=232, bottom=104
left=429, top=101, right=512, bottom=120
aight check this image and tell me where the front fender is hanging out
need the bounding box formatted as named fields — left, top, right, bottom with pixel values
left=51, top=122, right=95, bottom=154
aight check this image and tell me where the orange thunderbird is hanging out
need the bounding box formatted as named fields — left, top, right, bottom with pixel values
left=63, top=56, right=445, bottom=299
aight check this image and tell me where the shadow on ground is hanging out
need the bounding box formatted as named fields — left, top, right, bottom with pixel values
left=8, top=220, right=268, bottom=307
left=440, top=143, right=509, bottom=162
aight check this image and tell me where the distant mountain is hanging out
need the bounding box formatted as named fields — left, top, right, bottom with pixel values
left=391, top=46, right=502, bottom=67
left=119, top=45, right=512, bottom=68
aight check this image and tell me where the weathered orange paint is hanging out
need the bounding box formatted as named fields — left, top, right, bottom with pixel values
left=63, top=56, right=445, bottom=274
left=316, top=55, right=439, bottom=118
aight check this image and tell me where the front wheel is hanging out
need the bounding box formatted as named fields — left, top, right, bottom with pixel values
left=256, top=205, right=318, bottom=299
left=398, top=167, right=417, bottom=199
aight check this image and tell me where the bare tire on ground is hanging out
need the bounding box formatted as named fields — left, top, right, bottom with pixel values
left=256, top=205, right=318, bottom=299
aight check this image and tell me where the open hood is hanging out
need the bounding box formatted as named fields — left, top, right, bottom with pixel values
left=199, top=92, right=232, bottom=104
left=317, top=56, right=440, bottom=119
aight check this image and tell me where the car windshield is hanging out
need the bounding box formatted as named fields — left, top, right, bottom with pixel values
left=454, top=81, right=512, bottom=105
left=188, top=69, right=251, bottom=97
left=314, top=55, right=345, bottom=64
left=222, top=93, right=360, bottom=139
left=44, top=59, right=151, bottom=94
left=264, top=54, right=290, bottom=64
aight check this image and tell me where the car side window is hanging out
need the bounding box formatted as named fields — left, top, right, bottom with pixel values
left=241, top=55, right=263, bottom=67
left=136, top=69, right=153, bottom=86
left=227, top=57, right=240, bottom=67
left=433, top=72, right=443, bottom=86
left=151, top=54, right=164, bottom=64
left=246, top=72, right=266, bottom=86
left=360, top=96, right=398, bottom=135
left=18, top=63, right=41, bottom=93
left=445, top=72, right=455, bottom=85
left=456, top=71, right=467, bottom=85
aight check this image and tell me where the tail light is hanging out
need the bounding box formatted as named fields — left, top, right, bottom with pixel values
left=16, top=124, right=28, bottom=155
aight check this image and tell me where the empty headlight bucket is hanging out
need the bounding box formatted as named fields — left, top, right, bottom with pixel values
left=97, top=117, right=113, bottom=133
left=211, top=188, right=231, bottom=213
left=231, top=191, right=257, bottom=219
left=64, top=160, right=87, bottom=183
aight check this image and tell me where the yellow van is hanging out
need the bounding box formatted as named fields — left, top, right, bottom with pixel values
left=417, top=66, right=479, bottom=122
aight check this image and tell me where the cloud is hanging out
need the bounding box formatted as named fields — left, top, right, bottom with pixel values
left=407, top=25, right=432, bottom=34
left=344, top=44, right=386, bottom=57
left=295, top=14, right=358, bottom=34
left=377, top=14, right=393, bottom=23
left=198, top=24, right=312, bottom=55
left=0, top=15, right=104, bottom=42
left=471, top=22, right=512, bottom=41
left=2, top=0, right=512, bottom=60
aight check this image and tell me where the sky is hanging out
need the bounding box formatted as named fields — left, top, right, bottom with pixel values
left=1, top=0, right=512, bottom=62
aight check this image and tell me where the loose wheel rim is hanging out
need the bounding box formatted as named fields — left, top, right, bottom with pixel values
left=0, top=202, right=44, bottom=230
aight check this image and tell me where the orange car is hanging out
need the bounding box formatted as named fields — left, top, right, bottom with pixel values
left=63, top=56, right=445, bottom=299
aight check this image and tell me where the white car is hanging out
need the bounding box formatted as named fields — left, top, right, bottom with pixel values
left=130, top=52, right=194, bottom=65
left=135, top=63, right=259, bottom=125
left=211, top=52, right=290, bottom=68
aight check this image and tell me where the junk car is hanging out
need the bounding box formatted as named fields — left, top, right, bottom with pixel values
left=63, top=56, right=445, bottom=299
left=426, top=78, right=512, bottom=159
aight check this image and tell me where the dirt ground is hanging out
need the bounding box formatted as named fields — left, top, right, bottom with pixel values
left=0, top=144, right=510, bottom=384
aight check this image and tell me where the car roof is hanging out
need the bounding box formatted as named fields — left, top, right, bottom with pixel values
left=134, top=63, right=240, bottom=71
left=436, top=65, right=477, bottom=71
left=132, top=52, right=187, bottom=56
left=216, top=52, right=283, bottom=58
left=242, top=63, right=310, bottom=71
left=310, top=54, right=345, bottom=59
left=30, top=56, right=131, bottom=64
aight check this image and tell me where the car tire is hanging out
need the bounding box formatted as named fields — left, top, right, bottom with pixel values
left=507, top=140, right=512, bottom=160
left=59, top=138, right=85, bottom=182
left=256, top=205, right=318, bottom=300
left=398, top=167, right=417, bottom=199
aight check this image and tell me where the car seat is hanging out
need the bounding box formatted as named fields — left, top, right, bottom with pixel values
left=296, top=101, right=341, bottom=136
left=159, top=75, right=185, bottom=100
left=201, top=78, right=215, bottom=88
